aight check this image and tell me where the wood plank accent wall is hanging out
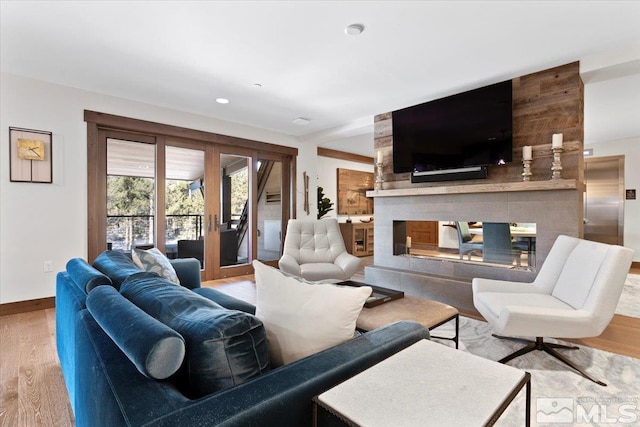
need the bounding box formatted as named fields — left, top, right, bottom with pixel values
left=374, top=62, right=584, bottom=187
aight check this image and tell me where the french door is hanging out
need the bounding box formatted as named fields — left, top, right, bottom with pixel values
left=87, top=112, right=296, bottom=281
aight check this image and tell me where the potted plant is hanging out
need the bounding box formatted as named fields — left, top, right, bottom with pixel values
left=317, top=186, right=334, bottom=219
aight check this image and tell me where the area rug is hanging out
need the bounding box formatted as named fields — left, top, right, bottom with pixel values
left=430, top=317, right=640, bottom=426
left=616, top=274, right=640, bottom=318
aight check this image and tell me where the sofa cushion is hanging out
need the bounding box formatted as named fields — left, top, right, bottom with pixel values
left=253, top=260, right=372, bottom=366
left=66, top=258, right=113, bottom=293
left=86, top=285, right=186, bottom=379
left=133, top=248, right=181, bottom=285
left=120, top=273, right=269, bottom=398
left=93, top=250, right=143, bottom=290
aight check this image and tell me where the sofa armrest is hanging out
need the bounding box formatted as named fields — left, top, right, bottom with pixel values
left=75, top=312, right=428, bottom=427
left=278, top=254, right=301, bottom=277
left=334, top=251, right=361, bottom=278
left=152, top=321, right=430, bottom=426
left=56, top=272, right=89, bottom=409
left=170, top=258, right=201, bottom=289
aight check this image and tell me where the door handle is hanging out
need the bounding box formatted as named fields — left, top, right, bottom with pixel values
left=208, top=214, right=220, bottom=232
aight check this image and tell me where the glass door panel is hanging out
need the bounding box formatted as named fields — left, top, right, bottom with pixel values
left=165, top=145, right=206, bottom=268
left=257, top=158, right=283, bottom=263
left=220, top=153, right=251, bottom=268
left=106, top=138, right=156, bottom=252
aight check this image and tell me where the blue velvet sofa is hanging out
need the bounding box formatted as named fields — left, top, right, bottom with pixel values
left=56, top=251, right=430, bottom=426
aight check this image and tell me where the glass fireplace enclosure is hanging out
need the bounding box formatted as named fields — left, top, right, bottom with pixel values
left=393, top=220, right=537, bottom=270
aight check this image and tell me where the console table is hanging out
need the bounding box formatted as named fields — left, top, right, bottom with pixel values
left=314, top=339, right=531, bottom=427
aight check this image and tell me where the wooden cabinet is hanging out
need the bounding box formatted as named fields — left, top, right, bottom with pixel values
left=340, top=222, right=374, bottom=257
left=407, top=221, right=439, bottom=246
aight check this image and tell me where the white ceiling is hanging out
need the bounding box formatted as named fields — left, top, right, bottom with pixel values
left=2, top=1, right=639, bottom=156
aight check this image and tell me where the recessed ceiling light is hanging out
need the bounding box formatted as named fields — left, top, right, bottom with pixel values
left=253, top=83, right=262, bottom=88
left=292, top=117, right=311, bottom=126
left=216, top=98, right=230, bottom=104
left=345, top=23, right=365, bottom=36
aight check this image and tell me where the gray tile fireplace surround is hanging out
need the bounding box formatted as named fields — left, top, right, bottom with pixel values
left=364, top=182, right=584, bottom=313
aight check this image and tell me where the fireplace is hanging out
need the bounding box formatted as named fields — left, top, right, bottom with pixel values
left=392, top=220, right=538, bottom=270
left=365, top=180, right=584, bottom=312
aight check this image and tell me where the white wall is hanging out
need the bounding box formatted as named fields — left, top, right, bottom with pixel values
left=585, top=136, right=640, bottom=261
left=316, top=155, right=374, bottom=223
left=0, top=73, right=311, bottom=304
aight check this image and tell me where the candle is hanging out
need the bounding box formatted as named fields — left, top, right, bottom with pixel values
left=377, top=150, right=383, bottom=164
left=406, top=236, right=412, bottom=248
left=552, top=133, right=563, bottom=149
left=522, top=145, right=532, bottom=161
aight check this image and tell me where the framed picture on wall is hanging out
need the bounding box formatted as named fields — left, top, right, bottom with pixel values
left=9, top=127, right=53, bottom=183
left=337, top=168, right=374, bottom=215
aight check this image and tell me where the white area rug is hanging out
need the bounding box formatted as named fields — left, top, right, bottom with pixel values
left=616, top=274, right=640, bottom=318
left=431, top=317, right=640, bottom=426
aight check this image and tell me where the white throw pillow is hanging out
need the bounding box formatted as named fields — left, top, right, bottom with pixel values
left=132, top=248, right=180, bottom=285
left=252, top=260, right=371, bottom=366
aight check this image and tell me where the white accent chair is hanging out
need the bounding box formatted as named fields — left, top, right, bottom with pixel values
left=473, top=235, right=634, bottom=385
left=278, top=218, right=361, bottom=282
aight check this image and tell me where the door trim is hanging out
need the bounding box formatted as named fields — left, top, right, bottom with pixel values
left=86, top=111, right=297, bottom=275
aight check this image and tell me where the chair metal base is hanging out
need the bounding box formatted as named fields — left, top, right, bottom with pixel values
left=493, top=335, right=607, bottom=387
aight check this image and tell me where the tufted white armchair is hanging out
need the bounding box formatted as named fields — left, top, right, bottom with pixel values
left=278, top=219, right=361, bottom=282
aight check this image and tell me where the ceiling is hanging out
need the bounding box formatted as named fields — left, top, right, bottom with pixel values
left=2, top=1, right=639, bottom=156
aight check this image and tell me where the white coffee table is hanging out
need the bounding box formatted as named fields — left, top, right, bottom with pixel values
left=314, top=339, right=530, bottom=427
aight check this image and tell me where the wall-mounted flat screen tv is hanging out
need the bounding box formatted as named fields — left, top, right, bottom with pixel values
left=392, top=80, right=513, bottom=182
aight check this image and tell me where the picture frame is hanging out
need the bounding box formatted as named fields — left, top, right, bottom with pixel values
left=336, top=168, right=374, bottom=215
left=9, top=127, right=53, bottom=183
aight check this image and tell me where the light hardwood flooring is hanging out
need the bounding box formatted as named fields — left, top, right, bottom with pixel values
left=1, top=262, right=638, bottom=426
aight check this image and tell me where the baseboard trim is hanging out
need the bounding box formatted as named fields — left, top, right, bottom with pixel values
left=0, top=297, right=55, bottom=316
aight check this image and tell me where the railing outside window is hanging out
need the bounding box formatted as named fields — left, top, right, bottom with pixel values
left=107, top=214, right=203, bottom=251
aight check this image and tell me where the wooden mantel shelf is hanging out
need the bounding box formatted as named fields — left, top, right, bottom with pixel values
left=366, top=179, right=585, bottom=198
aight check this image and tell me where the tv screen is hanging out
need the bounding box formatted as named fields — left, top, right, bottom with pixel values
left=392, top=80, right=513, bottom=177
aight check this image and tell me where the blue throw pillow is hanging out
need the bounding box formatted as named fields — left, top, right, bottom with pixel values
left=66, top=258, right=113, bottom=293
left=86, top=285, right=185, bottom=380
left=93, top=250, right=143, bottom=289
left=120, top=273, right=270, bottom=398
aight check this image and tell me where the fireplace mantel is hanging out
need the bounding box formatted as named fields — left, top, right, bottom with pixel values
left=367, top=179, right=584, bottom=198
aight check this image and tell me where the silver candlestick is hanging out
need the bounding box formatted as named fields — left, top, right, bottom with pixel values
left=375, top=162, right=384, bottom=191
left=522, top=159, right=532, bottom=181
left=551, top=147, right=563, bottom=180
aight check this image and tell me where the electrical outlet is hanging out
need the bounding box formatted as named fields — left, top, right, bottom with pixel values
left=44, top=260, right=53, bottom=273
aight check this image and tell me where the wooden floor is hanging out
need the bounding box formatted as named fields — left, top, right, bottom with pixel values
left=1, top=265, right=638, bottom=426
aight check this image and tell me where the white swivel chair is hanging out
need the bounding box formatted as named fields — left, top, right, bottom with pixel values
left=473, top=235, right=633, bottom=385
left=278, top=218, right=361, bottom=282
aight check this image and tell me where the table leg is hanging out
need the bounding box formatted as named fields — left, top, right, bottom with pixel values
left=454, top=314, right=459, bottom=349
left=428, top=314, right=459, bottom=349
left=525, top=373, right=531, bottom=427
